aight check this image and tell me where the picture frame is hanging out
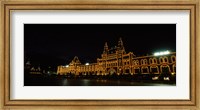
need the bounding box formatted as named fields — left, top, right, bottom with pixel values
left=0, top=0, right=199, bottom=109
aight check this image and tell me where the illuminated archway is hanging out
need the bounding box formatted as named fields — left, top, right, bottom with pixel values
left=108, top=68, right=117, bottom=75
left=150, top=66, right=159, bottom=74
left=160, top=65, right=171, bottom=73
left=141, top=66, right=149, bottom=74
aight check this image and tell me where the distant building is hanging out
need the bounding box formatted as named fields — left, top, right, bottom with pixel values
left=57, top=38, right=176, bottom=76
left=29, top=66, right=42, bottom=74
left=25, top=60, right=43, bottom=74
left=24, top=60, right=31, bottom=70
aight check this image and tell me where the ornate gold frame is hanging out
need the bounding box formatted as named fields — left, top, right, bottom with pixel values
left=0, top=0, right=199, bottom=109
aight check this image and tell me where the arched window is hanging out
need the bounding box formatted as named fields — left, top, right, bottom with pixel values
left=153, top=58, right=157, bottom=64
left=164, top=57, right=168, bottom=63
left=165, top=58, right=167, bottom=62
left=136, top=60, right=139, bottom=65
left=149, top=58, right=152, bottom=64
left=145, top=59, right=148, bottom=64
left=159, top=57, right=163, bottom=63
left=173, top=57, right=175, bottom=61
left=133, top=60, right=136, bottom=65
left=141, top=59, right=143, bottom=65
left=171, top=56, right=176, bottom=62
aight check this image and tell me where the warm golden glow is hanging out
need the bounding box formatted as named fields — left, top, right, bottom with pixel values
left=57, top=38, right=176, bottom=76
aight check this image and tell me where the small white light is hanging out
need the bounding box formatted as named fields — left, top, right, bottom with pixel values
left=165, top=51, right=170, bottom=54
left=66, top=65, right=69, bottom=67
left=85, top=63, right=89, bottom=65
left=164, top=77, right=170, bottom=81
left=152, top=76, right=159, bottom=80
left=154, top=52, right=160, bottom=56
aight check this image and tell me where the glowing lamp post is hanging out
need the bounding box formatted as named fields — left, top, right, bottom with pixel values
left=154, top=50, right=170, bottom=56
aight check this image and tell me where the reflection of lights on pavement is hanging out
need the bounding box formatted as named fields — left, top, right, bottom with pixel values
left=83, top=79, right=90, bottom=85
left=152, top=76, right=159, bottom=80
left=171, top=72, right=175, bottom=75
left=164, top=77, right=169, bottom=81
left=62, top=79, right=69, bottom=86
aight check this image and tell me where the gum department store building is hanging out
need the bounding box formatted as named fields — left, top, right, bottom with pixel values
left=57, top=38, right=176, bottom=76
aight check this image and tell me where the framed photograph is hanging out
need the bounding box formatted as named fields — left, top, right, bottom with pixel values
left=0, top=0, right=199, bottom=109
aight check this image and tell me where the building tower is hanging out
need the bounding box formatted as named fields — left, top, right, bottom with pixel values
left=103, top=42, right=108, bottom=54
left=117, top=37, right=126, bottom=74
left=117, top=37, right=125, bottom=54
left=68, top=56, right=81, bottom=75
left=102, top=42, right=109, bottom=58
left=102, top=42, right=109, bottom=73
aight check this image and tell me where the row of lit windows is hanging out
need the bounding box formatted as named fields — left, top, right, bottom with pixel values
left=78, top=61, right=130, bottom=71
left=133, top=60, right=139, bottom=65
left=107, top=63, right=117, bottom=67
left=79, top=68, right=97, bottom=71
left=124, top=61, right=130, bottom=65
left=59, top=56, right=176, bottom=72
left=59, top=64, right=176, bottom=74
left=107, top=55, right=117, bottom=59
left=149, top=58, right=157, bottom=64
left=80, top=66, right=95, bottom=69
left=106, top=61, right=130, bottom=67
left=141, top=59, right=148, bottom=65
left=133, top=66, right=175, bottom=73
left=134, top=56, right=176, bottom=65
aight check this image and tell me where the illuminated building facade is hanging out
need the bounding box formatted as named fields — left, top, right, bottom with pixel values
left=57, top=38, right=176, bottom=76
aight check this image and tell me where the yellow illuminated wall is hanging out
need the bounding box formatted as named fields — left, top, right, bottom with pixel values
left=57, top=38, right=176, bottom=76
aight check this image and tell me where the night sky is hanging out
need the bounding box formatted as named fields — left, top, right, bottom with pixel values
left=24, top=24, right=176, bottom=70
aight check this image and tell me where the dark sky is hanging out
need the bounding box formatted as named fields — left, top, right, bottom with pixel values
left=24, top=24, right=176, bottom=68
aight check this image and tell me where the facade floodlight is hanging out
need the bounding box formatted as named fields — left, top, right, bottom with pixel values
left=154, top=50, right=170, bottom=56
left=85, top=63, right=89, bottom=65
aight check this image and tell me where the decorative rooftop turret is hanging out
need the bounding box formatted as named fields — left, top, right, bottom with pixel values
left=118, top=37, right=124, bottom=50
left=69, top=56, right=81, bottom=66
left=103, top=42, right=109, bottom=54
left=117, top=37, right=126, bottom=54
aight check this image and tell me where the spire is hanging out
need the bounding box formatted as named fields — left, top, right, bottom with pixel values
left=73, top=56, right=78, bottom=61
left=73, top=56, right=81, bottom=63
left=117, top=37, right=126, bottom=54
left=118, top=37, right=124, bottom=49
left=103, top=42, right=108, bottom=53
